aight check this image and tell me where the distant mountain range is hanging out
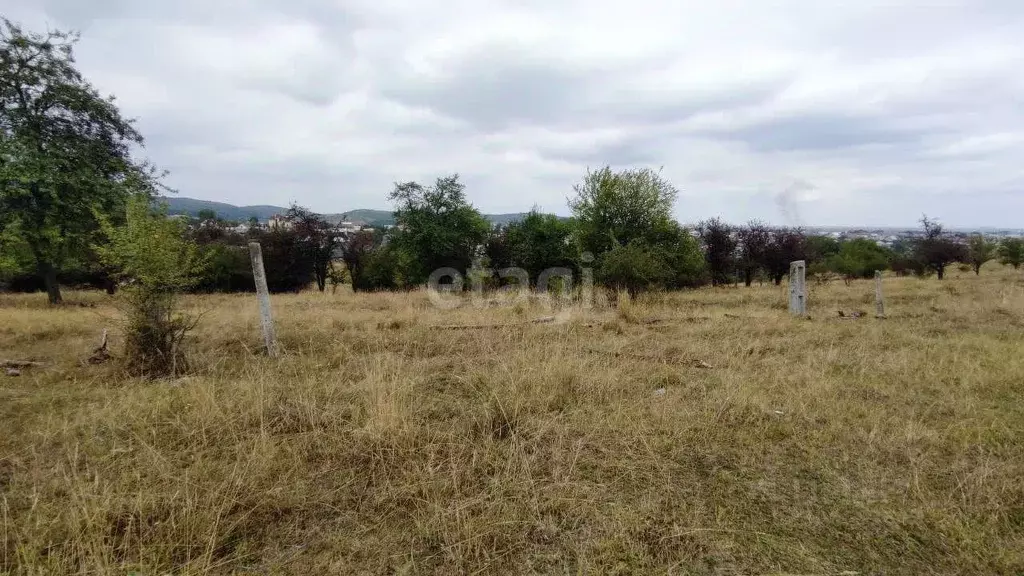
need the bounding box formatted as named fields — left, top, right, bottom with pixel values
left=158, top=196, right=543, bottom=227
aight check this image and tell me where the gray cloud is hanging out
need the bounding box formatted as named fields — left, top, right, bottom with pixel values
left=700, top=112, right=939, bottom=153
left=3, top=0, right=1024, bottom=227
left=378, top=42, right=790, bottom=132
left=380, top=54, right=590, bottom=131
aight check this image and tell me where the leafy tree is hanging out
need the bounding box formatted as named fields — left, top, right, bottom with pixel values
left=339, top=230, right=374, bottom=286
left=0, top=222, right=31, bottom=279
left=736, top=220, right=771, bottom=287
left=805, top=235, right=841, bottom=263
left=388, top=174, right=490, bottom=286
left=913, top=216, right=966, bottom=280
left=0, top=223, right=116, bottom=292
left=762, top=227, right=808, bottom=285
left=353, top=241, right=405, bottom=292
left=998, top=237, right=1024, bottom=270
left=485, top=209, right=575, bottom=284
left=567, top=167, right=703, bottom=293
left=483, top=227, right=514, bottom=278
left=340, top=229, right=393, bottom=291
left=258, top=227, right=316, bottom=292
left=197, top=208, right=217, bottom=221
left=97, top=196, right=206, bottom=377
left=966, top=234, right=997, bottom=275
left=286, top=204, right=338, bottom=292
left=825, top=239, right=892, bottom=283
left=0, top=19, right=161, bottom=304
left=568, top=166, right=677, bottom=257
left=697, top=218, right=736, bottom=286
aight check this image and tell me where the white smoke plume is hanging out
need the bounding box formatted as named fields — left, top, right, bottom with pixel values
left=775, top=179, right=814, bottom=227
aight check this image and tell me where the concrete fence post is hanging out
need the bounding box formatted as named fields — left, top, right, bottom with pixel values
left=788, top=260, right=807, bottom=316
left=874, top=270, right=885, bottom=318
left=248, top=242, right=279, bottom=357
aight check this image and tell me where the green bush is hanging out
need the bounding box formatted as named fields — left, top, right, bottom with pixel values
left=485, top=210, right=576, bottom=285
left=352, top=244, right=405, bottom=292
left=825, top=238, right=893, bottom=282
left=97, top=197, right=207, bottom=377
left=193, top=243, right=254, bottom=293
left=598, top=241, right=671, bottom=296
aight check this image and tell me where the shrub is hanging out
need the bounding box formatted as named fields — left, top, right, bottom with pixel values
left=598, top=241, right=671, bottom=296
left=353, top=244, right=405, bottom=292
left=648, top=220, right=706, bottom=289
left=97, top=197, right=207, bottom=377
left=998, top=238, right=1024, bottom=270
left=890, top=255, right=926, bottom=277
left=193, top=243, right=254, bottom=293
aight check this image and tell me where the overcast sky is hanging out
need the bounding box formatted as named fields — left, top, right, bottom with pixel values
left=5, top=0, right=1024, bottom=227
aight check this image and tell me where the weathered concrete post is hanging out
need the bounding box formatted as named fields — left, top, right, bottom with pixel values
left=874, top=270, right=885, bottom=318
left=788, top=260, right=807, bottom=316
left=248, top=242, right=279, bottom=357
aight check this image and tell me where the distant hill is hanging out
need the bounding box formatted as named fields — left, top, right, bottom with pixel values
left=158, top=197, right=286, bottom=223
left=159, top=196, right=560, bottom=228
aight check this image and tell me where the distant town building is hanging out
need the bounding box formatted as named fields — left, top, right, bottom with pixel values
left=336, top=221, right=362, bottom=233
left=268, top=214, right=293, bottom=230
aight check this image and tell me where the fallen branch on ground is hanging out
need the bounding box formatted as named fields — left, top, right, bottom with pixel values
left=1, top=359, right=46, bottom=368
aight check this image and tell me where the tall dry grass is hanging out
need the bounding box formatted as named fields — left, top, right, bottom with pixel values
left=2, top=266, right=1023, bottom=574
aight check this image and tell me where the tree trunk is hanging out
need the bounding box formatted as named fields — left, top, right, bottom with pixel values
left=314, top=258, right=331, bottom=292
left=39, top=261, right=62, bottom=304
left=936, top=266, right=945, bottom=280
left=744, top=268, right=753, bottom=287
left=974, top=264, right=981, bottom=275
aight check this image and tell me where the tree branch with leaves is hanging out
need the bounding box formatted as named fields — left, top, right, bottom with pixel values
left=0, top=18, right=162, bottom=304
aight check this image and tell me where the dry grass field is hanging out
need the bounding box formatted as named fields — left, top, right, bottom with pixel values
left=2, top=267, right=1024, bottom=575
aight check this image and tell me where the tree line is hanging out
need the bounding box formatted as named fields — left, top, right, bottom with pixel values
left=38, top=169, right=1012, bottom=299
left=3, top=17, right=1024, bottom=305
